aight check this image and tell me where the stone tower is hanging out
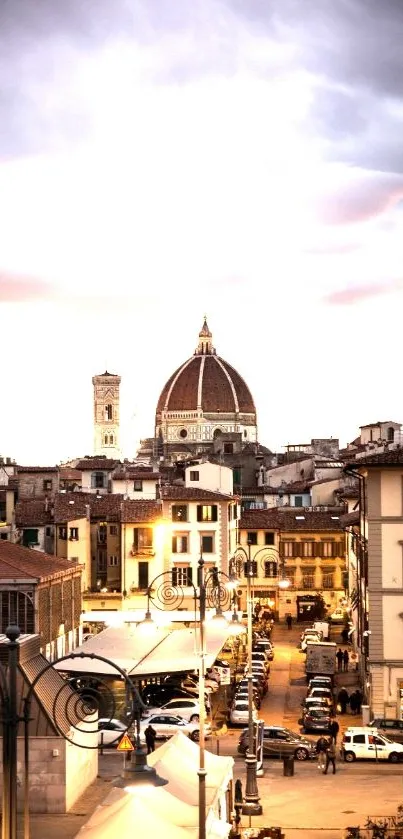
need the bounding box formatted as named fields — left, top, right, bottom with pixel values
left=92, top=371, right=121, bottom=458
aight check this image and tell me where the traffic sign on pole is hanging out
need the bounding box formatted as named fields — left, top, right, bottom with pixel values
left=117, top=733, right=134, bottom=752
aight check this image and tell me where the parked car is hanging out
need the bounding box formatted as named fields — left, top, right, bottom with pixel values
left=255, top=640, right=274, bottom=660
left=341, top=727, right=403, bottom=762
left=143, top=697, right=207, bottom=723
left=230, top=700, right=258, bottom=726
left=301, top=696, right=332, bottom=713
left=300, top=635, right=321, bottom=652
left=308, top=676, right=333, bottom=690
left=236, top=679, right=262, bottom=703
left=299, top=706, right=332, bottom=734
left=141, top=684, right=194, bottom=708
left=98, top=718, right=127, bottom=747
left=164, top=674, right=217, bottom=696
left=139, top=713, right=210, bottom=742
left=238, top=725, right=316, bottom=761
left=235, top=688, right=261, bottom=709
left=370, top=719, right=403, bottom=744
left=307, top=687, right=334, bottom=709
left=300, top=628, right=322, bottom=642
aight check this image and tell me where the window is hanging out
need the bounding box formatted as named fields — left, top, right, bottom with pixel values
left=98, top=525, right=107, bottom=544
left=138, top=562, right=149, bottom=589
left=133, top=480, right=143, bottom=492
left=45, top=526, right=52, bottom=537
left=224, top=443, right=233, bottom=454
left=105, top=404, right=113, bottom=420
left=92, top=472, right=106, bottom=489
left=172, top=567, right=193, bottom=586
left=281, top=541, right=296, bottom=558
left=43, top=479, right=53, bottom=491
left=22, top=528, right=39, bottom=547
left=264, top=532, right=274, bottom=546
left=302, top=569, right=315, bottom=589
left=388, top=426, right=395, bottom=442
left=197, top=505, right=218, bottom=522
left=264, top=560, right=277, bottom=578
left=104, top=435, right=108, bottom=445
left=97, top=551, right=107, bottom=572
left=233, top=467, right=241, bottom=484
left=172, top=534, right=188, bottom=553
left=133, top=527, right=153, bottom=552
left=352, top=734, right=365, bottom=744
left=200, top=534, right=214, bottom=553
left=109, top=525, right=117, bottom=536
left=294, top=496, right=303, bottom=507
left=172, top=505, right=188, bottom=522
left=69, top=527, right=79, bottom=541
left=109, top=556, right=119, bottom=566
left=302, top=541, right=315, bottom=557
left=189, top=471, right=199, bottom=481
left=109, top=434, right=114, bottom=445
left=322, top=571, right=334, bottom=589
left=59, top=526, right=67, bottom=540
left=247, top=531, right=258, bottom=545
left=179, top=428, right=187, bottom=438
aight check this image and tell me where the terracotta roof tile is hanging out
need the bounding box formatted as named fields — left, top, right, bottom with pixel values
left=349, top=447, right=403, bottom=467
left=53, top=494, right=91, bottom=523
left=340, top=511, right=360, bottom=527
left=15, top=500, right=53, bottom=527
left=0, top=542, right=80, bottom=581
left=156, top=354, right=255, bottom=416
left=17, top=466, right=58, bottom=473
left=121, top=500, right=162, bottom=523
left=112, top=469, right=160, bottom=481
left=240, top=508, right=344, bottom=532
left=161, top=486, right=235, bottom=501
left=75, top=458, right=121, bottom=471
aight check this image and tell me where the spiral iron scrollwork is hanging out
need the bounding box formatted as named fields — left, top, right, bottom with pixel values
left=25, top=652, right=138, bottom=750
left=148, top=574, right=186, bottom=611
left=205, top=570, right=232, bottom=611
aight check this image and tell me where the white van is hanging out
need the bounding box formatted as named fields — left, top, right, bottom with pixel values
left=341, top=727, right=403, bottom=763
left=313, top=622, right=329, bottom=640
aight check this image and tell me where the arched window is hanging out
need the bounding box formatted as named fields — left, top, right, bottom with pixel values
left=104, top=435, right=108, bottom=445
left=387, top=426, right=395, bottom=442
left=109, top=434, right=114, bottom=444
left=105, top=404, right=113, bottom=421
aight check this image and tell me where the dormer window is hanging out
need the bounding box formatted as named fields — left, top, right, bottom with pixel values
left=133, top=480, right=143, bottom=492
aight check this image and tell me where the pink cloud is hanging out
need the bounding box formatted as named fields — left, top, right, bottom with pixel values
left=324, top=280, right=403, bottom=305
left=315, top=177, right=403, bottom=227
left=0, top=273, right=56, bottom=302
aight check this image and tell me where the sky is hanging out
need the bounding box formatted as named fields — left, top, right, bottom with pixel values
left=1, top=0, right=403, bottom=465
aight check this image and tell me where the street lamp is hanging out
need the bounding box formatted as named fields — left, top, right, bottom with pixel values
left=229, top=542, right=262, bottom=817
left=140, top=558, right=239, bottom=839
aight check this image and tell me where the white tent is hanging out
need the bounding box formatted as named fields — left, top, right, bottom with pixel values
left=147, top=732, right=233, bottom=808
left=56, top=623, right=231, bottom=677
left=74, top=790, right=191, bottom=839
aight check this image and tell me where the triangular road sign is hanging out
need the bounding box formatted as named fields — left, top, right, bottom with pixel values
left=117, top=733, right=134, bottom=752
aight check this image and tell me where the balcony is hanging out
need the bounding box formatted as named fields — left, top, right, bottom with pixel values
left=130, top=545, right=155, bottom=557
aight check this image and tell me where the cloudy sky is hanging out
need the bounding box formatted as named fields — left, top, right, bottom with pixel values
left=1, top=0, right=403, bottom=465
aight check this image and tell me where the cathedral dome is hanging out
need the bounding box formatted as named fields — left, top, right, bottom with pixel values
left=155, top=319, right=257, bottom=449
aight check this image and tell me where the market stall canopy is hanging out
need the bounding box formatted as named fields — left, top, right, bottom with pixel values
left=74, top=788, right=191, bottom=839
left=54, top=623, right=232, bottom=678
left=147, top=731, right=234, bottom=807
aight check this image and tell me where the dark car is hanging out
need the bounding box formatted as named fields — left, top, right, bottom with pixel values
left=238, top=725, right=316, bottom=761
left=370, top=719, right=403, bottom=744
left=299, top=706, right=332, bottom=734
left=141, top=684, right=193, bottom=707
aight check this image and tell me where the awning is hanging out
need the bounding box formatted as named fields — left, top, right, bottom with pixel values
left=147, top=731, right=234, bottom=807
left=54, top=623, right=232, bottom=678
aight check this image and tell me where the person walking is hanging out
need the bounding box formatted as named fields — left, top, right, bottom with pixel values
left=336, top=648, right=344, bottom=672
left=349, top=691, right=358, bottom=715
left=316, top=735, right=328, bottom=771
left=343, top=649, right=349, bottom=672
left=286, top=615, right=292, bottom=630
left=144, top=724, right=157, bottom=754
left=337, top=687, right=349, bottom=714
left=324, top=738, right=336, bottom=774
left=355, top=689, right=363, bottom=715
left=329, top=715, right=340, bottom=743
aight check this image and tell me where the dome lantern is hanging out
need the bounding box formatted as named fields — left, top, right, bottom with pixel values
left=196, top=317, right=215, bottom=356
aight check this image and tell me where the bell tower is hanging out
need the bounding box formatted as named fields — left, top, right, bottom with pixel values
left=92, top=371, right=121, bottom=458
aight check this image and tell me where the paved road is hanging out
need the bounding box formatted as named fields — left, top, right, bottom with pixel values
left=22, top=622, right=403, bottom=838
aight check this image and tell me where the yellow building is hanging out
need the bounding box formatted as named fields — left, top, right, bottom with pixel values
left=239, top=508, right=346, bottom=620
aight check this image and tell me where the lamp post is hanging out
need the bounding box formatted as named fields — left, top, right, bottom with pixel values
left=0, top=634, right=165, bottom=839
left=141, top=559, right=241, bottom=839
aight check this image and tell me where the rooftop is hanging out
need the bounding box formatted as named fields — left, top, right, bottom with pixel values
left=239, top=508, right=345, bottom=532
left=348, top=447, right=403, bottom=467
left=0, top=542, right=81, bottom=581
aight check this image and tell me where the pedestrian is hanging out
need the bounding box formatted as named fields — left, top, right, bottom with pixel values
left=355, top=689, right=363, bottom=715
left=144, top=724, right=157, bottom=754
left=349, top=691, right=358, bottom=715
left=343, top=649, right=349, bottom=672
left=337, top=687, right=349, bottom=714
left=324, top=738, right=336, bottom=774
left=329, top=715, right=340, bottom=743
left=336, top=648, right=343, bottom=672
left=286, top=615, right=292, bottom=630
left=316, top=735, right=328, bottom=771
left=341, top=627, right=349, bottom=644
